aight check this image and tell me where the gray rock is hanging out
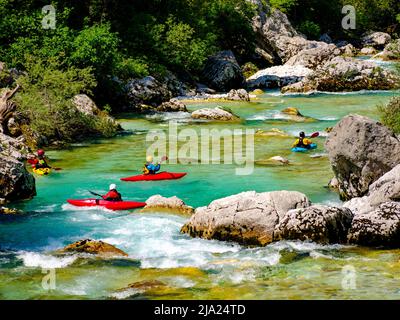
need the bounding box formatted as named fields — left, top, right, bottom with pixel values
left=360, top=47, right=377, bottom=55
left=319, top=33, right=333, bottom=44
left=156, top=99, right=188, bottom=112
left=247, top=65, right=312, bottom=89
left=341, top=44, right=357, bottom=57
left=142, top=195, right=194, bottom=215
left=344, top=164, right=400, bottom=215
left=0, top=153, right=36, bottom=202
left=181, top=190, right=311, bottom=246
left=285, top=43, right=341, bottom=69
left=191, top=107, right=239, bottom=121
left=361, top=31, right=391, bottom=49
left=282, top=56, right=400, bottom=93
left=376, top=39, right=400, bottom=61
left=125, top=76, right=172, bottom=108
left=274, top=205, right=354, bottom=244
left=325, top=114, right=400, bottom=200
left=226, top=89, right=250, bottom=101
left=201, top=51, right=245, bottom=92
left=347, top=202, right=400, bottom=247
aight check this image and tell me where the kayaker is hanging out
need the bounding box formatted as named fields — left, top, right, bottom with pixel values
left=292, top=132, right=313, bottom=149
left=30, top=149, right=51, bottom=169
left=143, top=155, right=161, bottom=175
left=102, top=184, right=122, bottom=201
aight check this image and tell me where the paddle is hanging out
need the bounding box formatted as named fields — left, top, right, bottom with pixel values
left=309, top=132, right=319, bottom=138
left=89, top=190, right=103, bottom=198
left=158, top=155, right=169, bottom=164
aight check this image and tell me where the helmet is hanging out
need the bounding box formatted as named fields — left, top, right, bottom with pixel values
left=37, top=149, right=45, bottom=156
left=299, top=131, right=305, bottom=138
left=146, top=155, right=153, bottom=162
left=109, top=183, right=117, bottom=191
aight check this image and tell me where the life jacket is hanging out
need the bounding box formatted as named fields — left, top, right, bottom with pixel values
left=103, top=189, right=122, bottom=201
left=143, top=164, right=150, bottom=175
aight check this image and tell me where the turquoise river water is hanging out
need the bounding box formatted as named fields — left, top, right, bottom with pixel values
left=1, top=75, right=400, bottom=299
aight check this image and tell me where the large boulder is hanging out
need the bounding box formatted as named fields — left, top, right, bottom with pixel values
left=125, top=76, right=172, bottom=109
left=72, top=94, right=120, bottom=130
left=191, top=107, right=239, bottom=121
left=181, top=190, right=311, bottom=246
left=0, top=133, right=35, bottom=202
left=201, top=51, right=245, bottom=92
left=142, top=195, right=194, bottom=215
left=282, top=56, right=400, bottom=93
left=284, top=43, right=341, bottom=69
left=361, top=31, right=391, bottom=50
left=274, top=205, right=354, bottom=244
left=325, top=115, right=400, bottom=200
left=60, top=239, right=128, bottom=257
left=246, top=65, right=312, bottom=89
left=347, top=202, right=400, bottom=247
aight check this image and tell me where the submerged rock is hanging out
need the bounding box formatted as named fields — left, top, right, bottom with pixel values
left=191, top=107, right=239, bottom=121
left=274, top=205, right=354, bottom=244
left=325, top=114, right=400, bottom=200
left=181, top=190, right=310, bottom=246
left=347, top=202, right=400, bottom=247
left=61, top=239, right=128, bottom=257
left=142, top=195, right=194, bottom=215
left=0, top=206, right=22, bottom=215
left=280, top=107, right=315, bottom=122
left=201, top=51, right=245, bottom=92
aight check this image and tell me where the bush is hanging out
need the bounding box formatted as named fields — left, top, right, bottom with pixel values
left=378, top=97, right=400, bottom=134
left=242, top=62, right=259, bottom=79
left=14, top=57, right=117, bottom=146
left=297, top=20, right=321, bottom=40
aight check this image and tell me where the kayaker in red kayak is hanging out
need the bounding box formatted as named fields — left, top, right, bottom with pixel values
left=102, top=184, right=122, bottom=201
left=143, top=155, right=161, bottom=175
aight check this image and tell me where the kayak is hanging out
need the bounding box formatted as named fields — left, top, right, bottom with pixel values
left=67, top=199, right=146, bottom=211
left=291, top=143, right=317, bottom=153
left=121, top=172, right=187, bottom=182
left=33, top=168, right=51, bottom=175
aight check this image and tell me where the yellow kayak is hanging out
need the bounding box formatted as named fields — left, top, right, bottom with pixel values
left=33, top=168, right=51, bottom=176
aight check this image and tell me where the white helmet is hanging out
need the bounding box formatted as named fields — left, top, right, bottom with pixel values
left=146, top=155, right=153, bottom=162
left=109, top=183, right=117, bottom=191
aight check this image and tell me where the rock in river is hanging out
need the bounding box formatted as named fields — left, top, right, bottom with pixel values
left=60, top=239, right=128, bottom=257
left=181, top=190, right=311, bottom=246
left=325, top=114, right=400, bottom=200
left=191, top=107, right=239, bottom=121
left=142, top=195, right=194, bottom=215
left=274, top=205, right=354, bottom=244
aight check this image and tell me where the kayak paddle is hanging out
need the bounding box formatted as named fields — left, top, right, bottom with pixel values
left=89, top=190, right=103, bottom=198
left=310, top=132, right=319, bottom=138
left=159, top=155, right=169, bottom=164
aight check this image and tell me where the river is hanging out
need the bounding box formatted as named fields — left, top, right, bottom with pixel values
left=1, top=86, right=400, bottom=299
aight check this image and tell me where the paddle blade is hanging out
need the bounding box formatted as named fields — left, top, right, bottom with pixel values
left=310, top=132, right=320, bottom=138
left=53, top=167, right=63, bottom=171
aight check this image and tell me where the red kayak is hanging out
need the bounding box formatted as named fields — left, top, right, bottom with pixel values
left=67, top=199, right=146, bottom=211
left=120, top=172, right=187, bottom=182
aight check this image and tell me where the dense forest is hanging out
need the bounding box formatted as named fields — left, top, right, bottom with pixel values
left=0, top=0, right=399, bottom=144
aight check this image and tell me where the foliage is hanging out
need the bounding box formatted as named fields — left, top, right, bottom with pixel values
left=242, top=62, right=259, bottom=79
left=297, top=20, right=321, bottom=40
left=378, top=96, right=400, bottom=133
left=14, top=58, right=117, bottom=146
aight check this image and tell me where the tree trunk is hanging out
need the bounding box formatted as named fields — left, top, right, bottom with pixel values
left=0, top=84, right=20, bottom=135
